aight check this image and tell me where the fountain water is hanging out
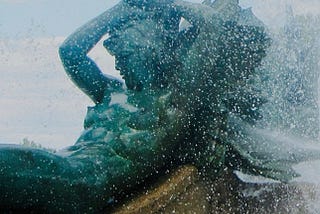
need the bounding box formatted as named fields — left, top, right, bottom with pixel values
left=230, top=7, right=320, bottom=213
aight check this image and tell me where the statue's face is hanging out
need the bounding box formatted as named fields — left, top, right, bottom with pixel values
left=104, top=20, right=163, bottom=91
left=114, top=44, right=157, bottom=91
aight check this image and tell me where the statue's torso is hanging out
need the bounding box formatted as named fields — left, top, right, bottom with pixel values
left=64, top=87, right=188, bottom=186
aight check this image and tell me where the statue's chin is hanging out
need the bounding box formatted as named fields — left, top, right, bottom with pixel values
left=125, top=79, right=143, bottom=91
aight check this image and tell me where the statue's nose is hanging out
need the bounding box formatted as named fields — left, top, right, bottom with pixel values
left=115, top=59, right=124, bottom=71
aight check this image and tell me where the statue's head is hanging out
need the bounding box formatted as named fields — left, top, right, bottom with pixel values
left=104, top=19, right=172, bottom=91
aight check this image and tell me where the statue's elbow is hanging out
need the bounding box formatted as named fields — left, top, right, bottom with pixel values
left=59, top=42, right=84, bottom=66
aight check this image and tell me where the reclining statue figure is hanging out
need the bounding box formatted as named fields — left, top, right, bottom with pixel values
left=0, top=0, right=312, bottom=212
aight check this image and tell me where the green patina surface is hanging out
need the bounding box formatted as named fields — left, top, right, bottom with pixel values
left=0, top=0, right=295, bottom=212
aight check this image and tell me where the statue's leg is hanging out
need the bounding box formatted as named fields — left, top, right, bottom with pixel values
left=0, top=133, right=182, bottom=212
left=0, top=144, right=98, bottom=212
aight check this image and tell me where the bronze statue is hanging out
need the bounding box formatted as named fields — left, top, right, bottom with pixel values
left=0, top=0, right=310, bottom=212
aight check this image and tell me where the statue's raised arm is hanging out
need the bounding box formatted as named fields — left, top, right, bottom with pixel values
left=124, top=0, right=209, bottom=25
left=124, top=0, right=262, bottom=29
left=59, top=1, right=148, bottom=103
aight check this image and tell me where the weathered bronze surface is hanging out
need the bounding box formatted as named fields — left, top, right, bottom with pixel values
left=1, top=0, right=301, bottom=212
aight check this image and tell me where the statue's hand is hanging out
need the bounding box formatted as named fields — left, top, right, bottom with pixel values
left=124, top=0, right=174, bottom=10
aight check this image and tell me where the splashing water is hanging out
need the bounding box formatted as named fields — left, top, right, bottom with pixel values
left=236, top=6, right=320, bottom=176
left=230, top=6, right=320, bottom=212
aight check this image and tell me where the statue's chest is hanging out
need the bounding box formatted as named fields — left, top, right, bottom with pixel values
left=83, top=91, right=169, bottom=132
